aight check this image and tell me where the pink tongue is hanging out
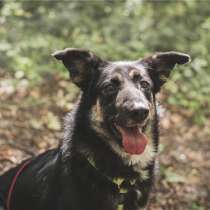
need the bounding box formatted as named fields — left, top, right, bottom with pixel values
left=118, top=126, right=148, bottom=155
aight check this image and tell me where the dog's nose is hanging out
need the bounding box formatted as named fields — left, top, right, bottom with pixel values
left=129, top=105, right=149, bottom=122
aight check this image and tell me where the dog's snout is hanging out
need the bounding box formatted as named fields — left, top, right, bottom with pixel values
left=130, top=105, right=149, bottom=122
left=117, top=100, right=150, bottom=123
left=115, top=89, right=150, bottom=124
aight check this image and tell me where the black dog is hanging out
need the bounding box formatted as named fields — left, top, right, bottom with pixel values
left=0, top=49, right=190, bottom=210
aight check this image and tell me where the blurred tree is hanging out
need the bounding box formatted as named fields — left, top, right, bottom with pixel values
left=0, top=0, right=209, bottom=122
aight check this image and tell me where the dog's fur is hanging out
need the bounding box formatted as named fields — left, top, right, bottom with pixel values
left=0, top=49, right=190, bottom=210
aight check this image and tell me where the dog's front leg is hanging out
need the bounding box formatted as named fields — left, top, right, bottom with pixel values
left=123, top=184, right=151, bottom=210
left=123, top=189, right=144, bottom=210
left=58, top=191, right=76, bottom=210
left=58, top=176, right=83, bottom=210
left=123, top=170, right=154, bottom=210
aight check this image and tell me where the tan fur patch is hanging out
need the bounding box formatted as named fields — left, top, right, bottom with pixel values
left=94, top=99, right=103, bottom=122
left=129, top=69, right=140, bottom=79
left=148, top=103, right=155, bottom=120
left=73, top=62, right=85, bottom=83
left=90, top=99, right=107, bottom=136
left=112, top=73, right=123, bottom=82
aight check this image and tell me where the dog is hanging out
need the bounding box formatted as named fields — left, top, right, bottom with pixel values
left=0, top=48, right=190, bottom=210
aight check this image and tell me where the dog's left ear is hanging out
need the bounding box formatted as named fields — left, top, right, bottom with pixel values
left=52, top=48, right=103, bottom=90
left=141, top=51, right=191, bottom=92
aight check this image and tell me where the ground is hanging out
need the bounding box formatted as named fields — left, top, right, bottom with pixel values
left=0, top=71, right=209, bottom=210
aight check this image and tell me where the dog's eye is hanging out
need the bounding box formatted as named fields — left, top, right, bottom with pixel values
left=140, top=81, right=150, bottom=89
left=102, top=84, right=116, bottom=95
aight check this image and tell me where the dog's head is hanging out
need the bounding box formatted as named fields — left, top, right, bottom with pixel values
left=53, top=48, right=190, bottom=156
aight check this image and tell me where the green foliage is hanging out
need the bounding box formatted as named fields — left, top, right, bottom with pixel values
left=0, top=0, right=209, bottom=120
left=163, top=168, right=185, bottom=183
left=191, top=202, right=205, bottom=210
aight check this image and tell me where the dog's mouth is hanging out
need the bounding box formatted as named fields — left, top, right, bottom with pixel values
left=115, top=125, right=148, bottom=155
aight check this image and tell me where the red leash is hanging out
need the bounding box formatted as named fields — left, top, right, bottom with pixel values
left=6, top=160, right=31, bottom=210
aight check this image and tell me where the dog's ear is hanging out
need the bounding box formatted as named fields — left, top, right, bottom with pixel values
left=52, top=48, right=103, bottom=90
left=141, top=51, right=191, bottom=93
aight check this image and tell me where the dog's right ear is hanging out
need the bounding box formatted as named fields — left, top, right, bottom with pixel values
left=141, top=51, right=191, bottom=93
left=52, top=48, right=103, bottom=90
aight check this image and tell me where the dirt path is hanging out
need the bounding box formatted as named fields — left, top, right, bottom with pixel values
left=0, top=72, right=209, bottom=210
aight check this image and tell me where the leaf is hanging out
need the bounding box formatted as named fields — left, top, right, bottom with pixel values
left=46, top=112, right=61, bottom=131
left=164, top=169, right=186, bottom=183
left=29, top=119, right=43, bottom=130
left=191, top=202, right=205, bottom=210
